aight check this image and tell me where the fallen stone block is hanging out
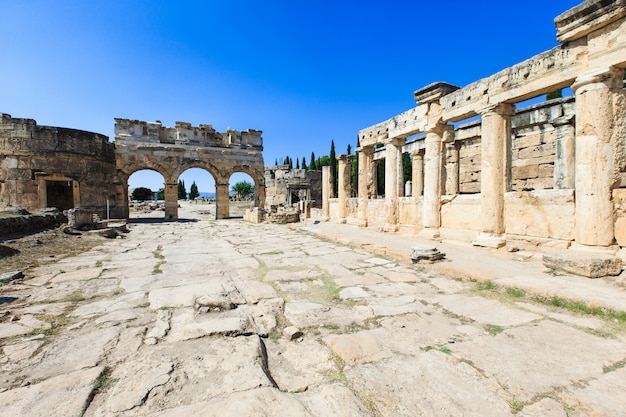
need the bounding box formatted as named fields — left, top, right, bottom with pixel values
left=0, top=270, right=23, bottom=284
left=543, top=252, right=623, bottom=278
left=410, top=245, right=445, bottom=263
left=284, top=326, right=303, bottom=341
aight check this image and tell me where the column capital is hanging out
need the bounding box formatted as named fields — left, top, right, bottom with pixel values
left=572, top=67, right=623, bottom=92
left=478, top=102, right=515, bottom=117
left=356, top=145, right=375, bottom=155
left=384, top=136, right=405, bottom=146
left=337, top=154, right=353, bottom=162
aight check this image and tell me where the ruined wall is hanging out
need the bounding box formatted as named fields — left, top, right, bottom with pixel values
left=115, top=118, right=265, bottom=220
left=0, top=114, right=122, bottom=218
left=264, top=165, right=322, bottom=208
left=454, top=97, right=576, bottom=194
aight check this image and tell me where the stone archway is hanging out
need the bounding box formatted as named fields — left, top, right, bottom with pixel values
left=114, top=118, right=265, bottom=220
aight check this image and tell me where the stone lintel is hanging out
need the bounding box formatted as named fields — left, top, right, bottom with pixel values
left=358, top=122, right=389, bottom=148
left=413, top=82, right=460, bottom=105
left=555, top=0, right=626, bottom=43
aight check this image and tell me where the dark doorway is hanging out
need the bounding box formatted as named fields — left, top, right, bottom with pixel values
left=46, top=180, right=73, bottom=210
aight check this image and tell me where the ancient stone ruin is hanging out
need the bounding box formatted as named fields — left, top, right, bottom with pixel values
left=317, top=0, right=626, bottom=276
left=0, top=116, right=265, bottom=221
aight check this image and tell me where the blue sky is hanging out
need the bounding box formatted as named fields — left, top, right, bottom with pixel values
left=1, top=0, right=580, bottom=192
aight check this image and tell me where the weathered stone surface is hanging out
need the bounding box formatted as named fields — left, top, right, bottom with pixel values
left=166, top=308, right=252, bottom=341
left=562, top=366, right=626, bottom=417
left=149, top=387, right=312, bottom=417
left=283, top=325, right=303, bottom=341
left=543, top=251, right=623, bottom=278
left=325, top=329, right=392, bottom=366
left=451, top=320, right=626, bottom=402
left=301, top=383, right=372, bottom=417
left=0, top=270, right=23, bottom=283
left=106, top=362, right=173, bottom=413
left=409, top=244, right=445, bottom=262
left=432, top=293, right=542, bottom=326
left=0, top=366, right=104, bottom=417
left=339, top=286, right=371, bottom=300
left=346, top=352, right=511, bottom=416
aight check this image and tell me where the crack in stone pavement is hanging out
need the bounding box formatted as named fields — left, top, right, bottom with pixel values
left=1, top=202, right=625, bottom=417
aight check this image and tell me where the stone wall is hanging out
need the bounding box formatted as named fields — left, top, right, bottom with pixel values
left=0, top=211, right=66, bottom=236
left=264, top=165, right=322, bottom=208
left=453, top=97, right=575, bottom=194
left=0, top=114, right=122, bottom=218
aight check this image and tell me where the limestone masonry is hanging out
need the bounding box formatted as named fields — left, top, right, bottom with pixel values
left=0, top=116, right=265, bottom=221
left=316, top=0, right=626, bottom=265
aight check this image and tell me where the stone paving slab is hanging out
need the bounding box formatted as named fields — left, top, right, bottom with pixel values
left=0, top=366, right=104, bottom=417
left=2, top=203, right=626, bottom=416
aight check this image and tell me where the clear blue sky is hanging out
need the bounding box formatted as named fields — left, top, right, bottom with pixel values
left=1, top=0, right=580, bottom=192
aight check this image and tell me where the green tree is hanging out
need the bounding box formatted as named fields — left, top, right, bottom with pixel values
left=310, top=152, right=316, bottom=170
left=189, top=181, right=199, bottom=200
left=178, top=180, right=187, bottom=199
left=296, top=158, right=300, bottom=169
left=347, top=144, right=352, bottom=155
left=403, top=153, right=412, bottom=185
left=546, top=89, right=562, bottom=100
left=131, top=187, right=153, bottom=201
left=157, top=188, right=165, bottom=200
left=330, top=140, right=337, bottom=196
left=302, top=157, right=307, bottom=170
left=232, top=180, right=253, bottom=198
left=318, top=155, right=330, bottom=167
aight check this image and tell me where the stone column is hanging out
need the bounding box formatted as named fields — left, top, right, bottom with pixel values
left=571, top=67, right=623, bottom=247
left=473, top=103, right=515, bottom=248
left=164, top=182, right=179, bottom=220
left=357, top=146, right=374, bottom=227
left=411, top=151, right=424, bottom=197
left=444, top=142, right=460, bottom=195
left=371, top=159, right=379, bottom=197
left=420, top=124, right=452, bottom=239
left=215, top=181, right=230, bottom=219
left=553, top=115, right=576, bottom=190
left=384, top=137, right=404, bottom=232
left=337, top=154, right=352, bottom=223
left=322, top=165, right=332, bottom=221
left=254, top=178, right=266, bottom=208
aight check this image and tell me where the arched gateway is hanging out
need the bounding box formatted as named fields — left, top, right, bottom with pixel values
left=114, top=119, right=265, bottom=220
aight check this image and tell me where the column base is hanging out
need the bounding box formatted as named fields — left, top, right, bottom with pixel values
left=337, top=218, right=347, bottom=224
left=383, top=223, right=399, bottom=233
left=419, top=227, right=440, bottom=240
left=321, top=216, right=330, bottom=222
left=357, top=219, right=368, bottom=228
left=473, top=232, right=506, bottom=249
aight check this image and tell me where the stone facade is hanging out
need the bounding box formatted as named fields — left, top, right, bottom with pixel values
left=114, top=119, right=265, bottom=220
left=325, top=0, right=626, bottom=256
left=264, top=165, right=322, bottom=209
left=0, top=114, right=120, bottom=218
left=0, top=116, right=265, bottom=220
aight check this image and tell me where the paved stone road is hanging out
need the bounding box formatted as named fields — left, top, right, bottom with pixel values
left=1, top=202, right=625, bottom=416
